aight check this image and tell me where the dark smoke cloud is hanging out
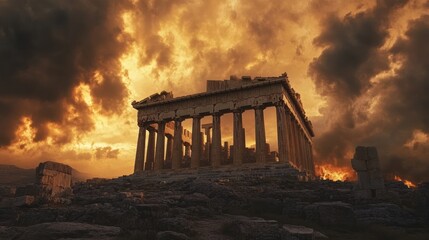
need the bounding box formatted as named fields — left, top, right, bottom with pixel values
left=0, top=0, right=131, bottom=146
left=310, top=0, right=429, bottom=181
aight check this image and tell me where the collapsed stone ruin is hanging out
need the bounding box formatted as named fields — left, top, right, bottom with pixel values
left=4, top=161, right=73, bottom=207
left=351, top=146, right=386, bottom=199
left=36, top=161, right=72, bottom=199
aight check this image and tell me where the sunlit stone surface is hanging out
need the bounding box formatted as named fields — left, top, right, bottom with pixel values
left=132, top=73, right=315, bottom=177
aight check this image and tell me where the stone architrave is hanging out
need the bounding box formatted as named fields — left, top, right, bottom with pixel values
left=351, top=146, right=386, bottom=199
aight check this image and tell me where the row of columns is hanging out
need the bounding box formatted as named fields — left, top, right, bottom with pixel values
left=134, top=102, right=314, bottom=175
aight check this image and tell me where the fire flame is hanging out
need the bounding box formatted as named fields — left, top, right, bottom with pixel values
left=394, top=175, right=416, bottom=188
left=316, top=164, right=355, bottom=182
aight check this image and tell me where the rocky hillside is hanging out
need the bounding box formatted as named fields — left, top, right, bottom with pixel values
left=0, top=164, right=91, bottom=186
left=0, top=165, right=34, bottom=186
left=0, top=164, right=428, bottom=240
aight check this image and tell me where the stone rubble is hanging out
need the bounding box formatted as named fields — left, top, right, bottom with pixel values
left=0, top=166, right=428, bottom=239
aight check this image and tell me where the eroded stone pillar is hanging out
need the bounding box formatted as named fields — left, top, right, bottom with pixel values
left=202, top=123, right=212, bottom=162
left=145, top=127, right=156, bottom=171
left=255, top=106, right=266, bottom=163
left=184, top=143, right=191, bottom=157
left=211, top=113, right=222, bottom=167
left=299, top=130, right=308, bottom=173
left=134, top=123, right=147, bottom=173
left=286, top=113, right=296, bottom=166
left=191, top=116, right=202, bottom=168
left=290, top=118, right=301, bottom=169
left=275, top=102, right=289, bottom=163
left=165, top=134, right=173, bottom=168
left=309, top=141, right=315, bottom=175
left=172, top=119, right=183, bottom=169
left=154, top=121, right=166, bottom=170
left=233, top=109, right=244, bottom=165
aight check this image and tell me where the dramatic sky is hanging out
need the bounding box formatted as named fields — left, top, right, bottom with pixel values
left=0, top=0, right=428, bottom=180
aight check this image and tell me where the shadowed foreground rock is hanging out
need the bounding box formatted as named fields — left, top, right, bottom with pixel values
left=0, top=165, right=428, bottom=240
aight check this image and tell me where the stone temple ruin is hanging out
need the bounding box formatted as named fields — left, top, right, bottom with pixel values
left=132, top=73, right=315, bottom=177
left=351, top=146, right=386, bottom=199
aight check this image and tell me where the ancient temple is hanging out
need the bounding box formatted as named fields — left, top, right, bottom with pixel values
left=132, top=73, right=315, bottom=176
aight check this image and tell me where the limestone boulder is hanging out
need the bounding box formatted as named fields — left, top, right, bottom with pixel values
left=36, top=161, right=72, bottom=198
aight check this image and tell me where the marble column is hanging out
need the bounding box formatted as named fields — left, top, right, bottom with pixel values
left=233, top=109, right=244, bottom=165
left=286, top=113, right=296, bottom=166
left=275, top=103, right=289, bottom=163
left=154, top=121, right=165, bottom=170
left=172, top=119, right=183, bottom=169
left=290, top=119, right=301, bottom=169
left=308, top=141, right=315, bottom=175
left=203, top=124, right=212, bottom=162
left=134, top=123, right=147, bottom=173
left=255, top=106, right=267, bottom=163
left=165, top=134, right=173, bottom=168
left=297, top=127, right=306, bottom=171
left=145, top=127, right=156, bottom=171
left=211, top=113, right=222, bottom=167
left=299, top=130, right=307, bottom=172
left=184, top=143, right=191, bottom=157
left=191, top=116, right=202, bottom=168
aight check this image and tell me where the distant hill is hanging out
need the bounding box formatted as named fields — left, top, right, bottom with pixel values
left=0, top=164, right=91, bottom=186
left=0, top=165, right=34, bottom=186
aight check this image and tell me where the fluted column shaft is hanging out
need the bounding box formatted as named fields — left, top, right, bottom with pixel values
left=275, top=103, right=289, bottom=163
left=184, top=143, right=191, bottom=157
left=255, top=107, right=266, bottom=163
left=154, top=121, right=165, bottom=170
left=191, top=117, right=202, bottom=168
left=295, top=124, right=305, bottom=170
left=172, top=119, right=183, bottom=169
left=211, top=113, right=222, bottom=167
left=233, top=110, right=244, bottom=165
left=165, top=134, right=173, bottom=168
left=145, top=127, right=156, bottom=171
left=134, top=124, right=147, bottom=173
left=308, top=141, right=315, bottom=175
left=287, top=115, right=297, bottom=166
left=290, top=119, right=301, bottom=169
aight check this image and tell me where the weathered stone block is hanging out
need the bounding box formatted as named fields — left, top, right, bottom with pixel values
left=36, top=161, right=72, bottom=198
left=351, top=146, right=386, bottom=199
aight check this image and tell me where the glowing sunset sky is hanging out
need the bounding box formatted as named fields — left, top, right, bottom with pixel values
left=0, top=0, right=428, bottom=181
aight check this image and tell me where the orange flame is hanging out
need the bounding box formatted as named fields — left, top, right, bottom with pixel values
left=394, top=175, right=416, bottom=188
left=316, top=164, right=355, bottom=181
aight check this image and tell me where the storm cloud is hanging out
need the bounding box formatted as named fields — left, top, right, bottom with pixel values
left=0, top=0, right=131, bottom=146
left=310, top=0, right=429, bottom=181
